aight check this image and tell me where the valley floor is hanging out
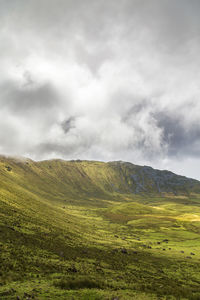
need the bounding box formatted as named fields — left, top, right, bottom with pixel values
left=1, top=195, right=200, bottom=299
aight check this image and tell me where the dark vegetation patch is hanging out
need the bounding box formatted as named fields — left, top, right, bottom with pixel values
left=54, top=278, right=105, bottom=290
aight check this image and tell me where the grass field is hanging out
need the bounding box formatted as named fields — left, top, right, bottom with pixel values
left=0, top=157, right=200, bottom=299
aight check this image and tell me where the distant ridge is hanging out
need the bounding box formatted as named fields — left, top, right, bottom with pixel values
left=0, top=156, right=200, bottom=198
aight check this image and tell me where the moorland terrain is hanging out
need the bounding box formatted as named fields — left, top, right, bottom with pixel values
left=0, top=156, right=200, bottom=299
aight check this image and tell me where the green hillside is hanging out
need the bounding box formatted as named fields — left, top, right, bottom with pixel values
left=1, top=156, right=200, bottom=299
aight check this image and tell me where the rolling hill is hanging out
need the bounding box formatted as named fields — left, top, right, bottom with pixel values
left=0, top=156, right=200, bottom=299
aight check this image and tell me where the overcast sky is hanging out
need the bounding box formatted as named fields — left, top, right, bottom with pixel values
left=0, top=0, right=200, bottom=179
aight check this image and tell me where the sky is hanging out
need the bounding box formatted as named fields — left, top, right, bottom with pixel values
left=0, top=0, right=200, bottom=179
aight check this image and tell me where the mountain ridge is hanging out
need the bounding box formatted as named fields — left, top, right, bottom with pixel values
left=1, top=154, right=198, bottom=180
left=0, top=155, right=200, bottom=199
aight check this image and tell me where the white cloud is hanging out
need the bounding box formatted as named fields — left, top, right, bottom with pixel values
left=0, top=0, right=200, bottom=179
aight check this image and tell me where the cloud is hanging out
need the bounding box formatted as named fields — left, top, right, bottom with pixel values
left=0, top=0, right=200, bottom=178
left=154, top=110, right=200, bottom=158
left=0, top=80, right=60, bottom=115
left=61, top=117, right=76, bottom=134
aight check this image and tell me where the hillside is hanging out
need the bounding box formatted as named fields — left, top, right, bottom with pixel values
left=0, top=156, right=199, bottom=201
left=1, top=156, right=200, bottom=299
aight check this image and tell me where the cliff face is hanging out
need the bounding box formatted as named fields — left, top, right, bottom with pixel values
left=108, top=161, right=200, bottom=195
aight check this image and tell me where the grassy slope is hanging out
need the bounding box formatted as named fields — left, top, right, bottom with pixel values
left=0, top=157, right=200, bottom=299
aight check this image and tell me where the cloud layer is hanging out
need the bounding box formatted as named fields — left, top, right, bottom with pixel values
left=0, top=0, right=200, bottom=179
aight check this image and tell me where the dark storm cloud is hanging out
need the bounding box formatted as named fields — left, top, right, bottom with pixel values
left=0, top=0, right=200, bottom=178
left=155, top=111, right=200, bottom=158
left=61, top=117, right=76, bottom=134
